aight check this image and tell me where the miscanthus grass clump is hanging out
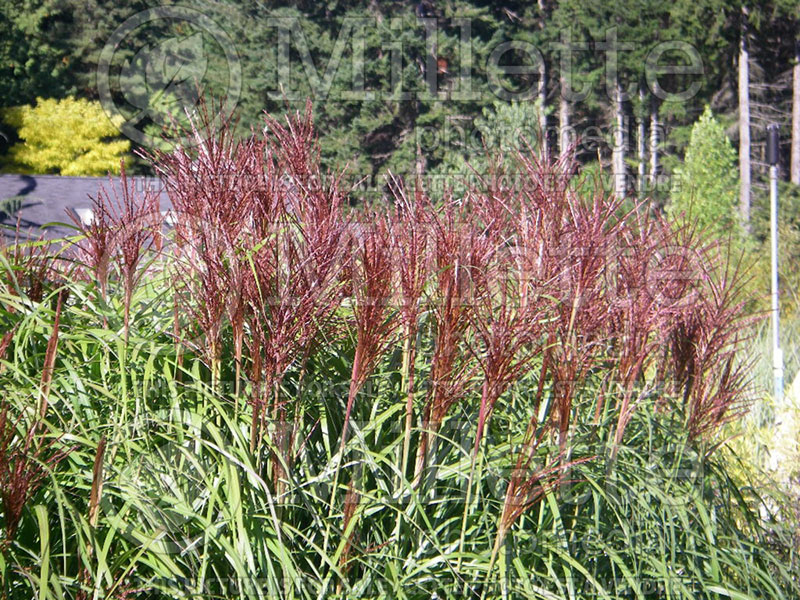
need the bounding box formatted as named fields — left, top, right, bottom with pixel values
left=0, top=103, right=797, bottom=600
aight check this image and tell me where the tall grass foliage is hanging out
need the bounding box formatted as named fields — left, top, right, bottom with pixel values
left=0, top=103, right=797, bottom=599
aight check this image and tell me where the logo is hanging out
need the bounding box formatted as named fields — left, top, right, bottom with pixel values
left=97, top=6, right=242, bottom=149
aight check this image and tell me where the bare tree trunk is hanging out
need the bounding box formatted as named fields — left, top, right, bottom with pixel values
left=649, top=96, right=659, bottom=187
left=539, top=60, right=549, bottom=161
left=792, top=39, right=800, bottom=185
left=739, top=6, right=751, bottom=229
left=538, top=0, right=549, bottom=161
left=613, top=80, right=626, bottom=197
left=559, top=73, right=570, bottom=157
left=637, top=87, right=646, bottom=197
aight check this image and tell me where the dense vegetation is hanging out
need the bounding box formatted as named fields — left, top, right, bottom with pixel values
left=5, top=1, right=800, bottom=308
left=1, top=1, right=799, bottom=200
left=0, top=107, right=797, bottom=599
left=2, top=2, right=800, bottom=598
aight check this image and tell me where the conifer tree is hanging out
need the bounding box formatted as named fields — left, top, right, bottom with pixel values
left=668, top=106, right=739, bottom=235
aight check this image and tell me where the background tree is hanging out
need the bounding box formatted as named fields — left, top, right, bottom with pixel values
left=432, top=98, right=547, bottom=196
left=547, top=1, right=675, bottom=197
left=668, top=106, right=739, bottom=236
left=1, top=0, right=800, bottom=202
left=793, top=37, right=800, bottom=185
left=0, top=0, right=75, bottom=108
left=1, top=97, right=130, bottom=176
left=739, top=4, right=753, bottom=229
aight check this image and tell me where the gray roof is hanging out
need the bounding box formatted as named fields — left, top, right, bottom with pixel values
left=0, top=174, right=170, bottom=239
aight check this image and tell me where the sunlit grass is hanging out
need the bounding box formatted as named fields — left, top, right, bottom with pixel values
left=0, top=104, right=797, bottom=599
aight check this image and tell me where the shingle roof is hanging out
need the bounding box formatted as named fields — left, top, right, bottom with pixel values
left=0, top=174, right=170, bottom=239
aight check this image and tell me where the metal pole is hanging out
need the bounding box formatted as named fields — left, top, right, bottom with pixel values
left=767, top=124, right=784, bottom=402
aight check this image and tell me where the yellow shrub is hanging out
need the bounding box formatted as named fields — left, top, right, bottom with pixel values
left=1, top=97, right=130, bottom=175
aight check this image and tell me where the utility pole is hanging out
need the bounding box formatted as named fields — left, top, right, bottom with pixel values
left=767, top=123, right=784, bottom=402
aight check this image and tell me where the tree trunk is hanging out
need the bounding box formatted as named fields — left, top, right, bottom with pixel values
left=559, top=73, right=570, bottom=157
left=637, top=87, right=646, bottom=197
left=649, top=96, right=659, bottom=187
left=739, top=7, right=751, bottom=228
left=538, top=0, right=549, bottom=161
left=792, top=39, right=800, bottom=185
left=613, top=80, right=626, bottom=197
left=539, top=60, right=549, bottom=161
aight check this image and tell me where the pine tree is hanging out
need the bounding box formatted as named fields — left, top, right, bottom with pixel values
left=0, top=0, right=75, bottom=107
left=668, top=106, right=739, bottom=235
